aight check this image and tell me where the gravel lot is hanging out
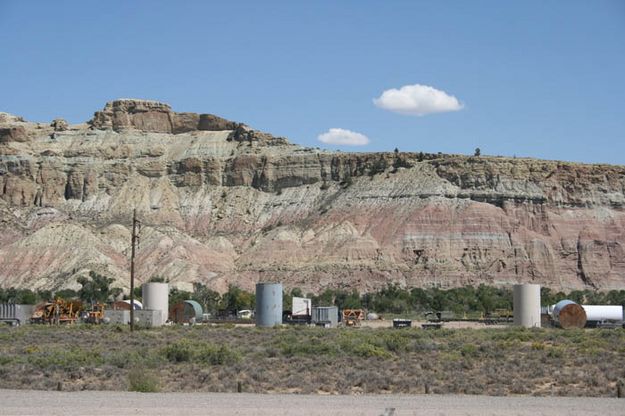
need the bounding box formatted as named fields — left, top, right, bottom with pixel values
left=0, top=390, right=623, bottom=416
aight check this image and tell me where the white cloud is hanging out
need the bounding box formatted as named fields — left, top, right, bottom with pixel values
left=373, top=83, right=463, bottom=116
left=317, top=128, right=370, bottom=146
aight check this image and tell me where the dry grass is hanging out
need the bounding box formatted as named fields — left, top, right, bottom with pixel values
left=0, top=324, right=624, bottom=396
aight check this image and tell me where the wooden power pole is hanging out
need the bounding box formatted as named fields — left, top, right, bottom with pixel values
left=130, top=208, right=139, bottom=332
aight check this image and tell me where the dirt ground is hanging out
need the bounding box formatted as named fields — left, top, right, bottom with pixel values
left=1, top=389, right=623, bottom=416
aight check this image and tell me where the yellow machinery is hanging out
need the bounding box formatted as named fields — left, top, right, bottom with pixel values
left=85, top=303, right=105, bottom=324
left=31, top=298, right=83, bottom=324
left=342, top=309, right=365, bottom=327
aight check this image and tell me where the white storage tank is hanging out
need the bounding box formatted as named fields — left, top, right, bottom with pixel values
left=581, top=305, right=623, bottom=325
left=513, top=284, right=541, bottom=328
left=255, top=282, right=282, bottom=327
left=142, top=282, right=169, bottom=326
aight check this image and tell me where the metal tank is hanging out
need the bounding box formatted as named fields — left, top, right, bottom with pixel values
left=581, top=305, right=623, bottom=325
left=255, top=283, right=283, bottom=327
left=142, top=282, right=169, bottom=326
left=513, top=284, right=541, bottom=328
left=552, top=299, right=587, bottom=329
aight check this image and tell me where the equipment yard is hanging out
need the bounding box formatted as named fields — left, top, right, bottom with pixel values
left=0, top=325, right=624, bottom=397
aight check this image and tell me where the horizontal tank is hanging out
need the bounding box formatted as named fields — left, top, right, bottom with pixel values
left=581, top=305, right=623, bottom=323
left=552, top=299, right=587, bottom=329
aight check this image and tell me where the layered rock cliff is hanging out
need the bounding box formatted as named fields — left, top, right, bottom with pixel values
left=1, top=100, right=624, bottom=293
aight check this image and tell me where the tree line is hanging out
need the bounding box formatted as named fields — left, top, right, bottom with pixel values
left=2, top=276, right=624, bottom=317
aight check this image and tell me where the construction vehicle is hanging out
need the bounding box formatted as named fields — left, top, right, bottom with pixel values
left=84, top=303, right=106, bottom=324
left=31, top=298, right=83, bottom=325
left=342, top=309, right=365, bottom=327
left=424, top=310, right=454, bottom=322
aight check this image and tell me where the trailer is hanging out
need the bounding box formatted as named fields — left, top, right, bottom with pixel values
left=0, top=304, right=34, bottom=326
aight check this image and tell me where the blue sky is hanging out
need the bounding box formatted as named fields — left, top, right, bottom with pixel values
left=1, top=1, right=624, bottom=164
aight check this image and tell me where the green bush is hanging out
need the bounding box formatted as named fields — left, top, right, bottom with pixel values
left=460, top=344, right=478, bottom=357
left=162, top=341, right=192, bottom=363
left=197, top=344, right=241, bottom=365
left=26, top=347, right=104, bottom=370
left=352, top=342, right=392, bottom=359
left=127, top=367, right=160, bottom=392
left=380, top=332, right=410, bottom=353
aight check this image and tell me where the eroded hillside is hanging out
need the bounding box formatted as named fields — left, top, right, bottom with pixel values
left=1, top=100, right=624, bottom=293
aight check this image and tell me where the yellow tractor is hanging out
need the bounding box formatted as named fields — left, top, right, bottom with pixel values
left=85, top=303, right=106, bottom=324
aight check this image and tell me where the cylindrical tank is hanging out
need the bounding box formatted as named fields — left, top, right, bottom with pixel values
left=255, top=282, right=282, bottom=327
left=142, top=283, right=169, bottom=325
left=552, top=299, right=587, bottom=329
left=513, top=284, right=541, bottom=328
left=581, top=305, right=623, bottom=322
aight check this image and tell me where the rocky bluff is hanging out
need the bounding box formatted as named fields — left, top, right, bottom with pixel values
left=1, top=99, right=624, bottom=293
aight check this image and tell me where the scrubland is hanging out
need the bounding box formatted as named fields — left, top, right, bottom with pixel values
left=0, top=325, right=623, bottom=396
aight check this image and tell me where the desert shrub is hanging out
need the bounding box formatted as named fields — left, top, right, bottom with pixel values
left=490, top=328, right=535, bottom=343
left=351, top=342, right=392, bottom=359
left=107, top=350, right=162, bottom=369
left=531, top=342, right=545, bottom=351
left=460, top=344, right=478, bottom=358
left=547, top=346, right=564, bottom=358
left=279, top=340, right=338, bottom=357
left=380, top=332, right=410, bottom=353
left=127, top=367, right=160, bottom=392
left=26, top=347, right=104, bottom=370
left=197, top=344, right=241, bottom=365
left=162, top=341, right=192, bottom=363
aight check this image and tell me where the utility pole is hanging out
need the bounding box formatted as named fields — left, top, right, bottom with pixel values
left=130, top=208, right=139, bottom=332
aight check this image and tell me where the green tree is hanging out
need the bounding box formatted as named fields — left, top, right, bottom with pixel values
left=55, top=289, right=78, bottom=300
left=191, top=283, right=221, bottom=315
left=77, top=271, right=122, bottom=304
left=169, top=288, right=193, bottom=308
left=220, top=285, right=254, bottom=312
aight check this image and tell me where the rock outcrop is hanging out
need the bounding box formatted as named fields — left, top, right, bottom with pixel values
left=1, top=99, right=624, bottom=293
left=90, top=99, right=239, bottom=134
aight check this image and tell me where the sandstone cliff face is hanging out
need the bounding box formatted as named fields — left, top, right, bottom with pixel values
left=1, top=99, right=624, bottom=293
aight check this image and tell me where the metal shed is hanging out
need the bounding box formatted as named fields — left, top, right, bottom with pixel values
left=170, top=300, right=203, bottom=324
left=312, top=306, right=339, bottom=328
